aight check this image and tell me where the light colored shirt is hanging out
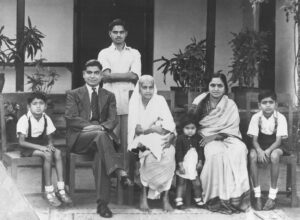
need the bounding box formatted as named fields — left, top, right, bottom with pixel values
left=247, top=110, right=288, bottom=138
left=97, top=43, right=141, bottom=115
left=86, top=84, right=99, bottom=100
left=17, top=111, right=56, bottom=138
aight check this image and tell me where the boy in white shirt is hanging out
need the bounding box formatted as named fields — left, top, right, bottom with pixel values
left=247, top=90, right=288, bottom=211
left=17, top=92, right=72, bottom=207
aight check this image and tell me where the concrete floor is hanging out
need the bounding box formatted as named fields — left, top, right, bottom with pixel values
left=10, top=163, right=300, bottom=220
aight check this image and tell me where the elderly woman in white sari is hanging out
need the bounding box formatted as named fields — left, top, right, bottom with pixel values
left=190, top=73, right=250, bottom=214
left=128, top=75, right=176, bottom=212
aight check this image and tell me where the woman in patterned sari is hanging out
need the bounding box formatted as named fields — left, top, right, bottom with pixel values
left=191, top=73, right=250, bottom=214
left=128, top=75, right=176, bottom=212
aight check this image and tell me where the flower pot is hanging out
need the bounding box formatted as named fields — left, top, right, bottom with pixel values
left=188, top=91, right=201, bottom=106
left=0, top=72, right=5, bottom=93
left=170, top=87, right=187, bottom=109
left=170, top=87, right=201, bottom=110
left=231, top=87, right=259, bottom=109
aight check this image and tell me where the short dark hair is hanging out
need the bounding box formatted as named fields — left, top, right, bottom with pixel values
left=108, top=18, right=127, bottom=31
left=258, top=90, right=277, bottom=102
left=178, top=113, right=198, bottom=131
left=84, top=59, right=102, bottom=71
left=206, top=72, right=229, bottom=94
left=27, top=91, right=47, bottom=105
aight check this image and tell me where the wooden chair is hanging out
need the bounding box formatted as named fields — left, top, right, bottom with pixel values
left=0, top=93, right=67, bottom=192
left=66, top=114, right=131, bottom=205
left=245, top=92, right=299, bottom=207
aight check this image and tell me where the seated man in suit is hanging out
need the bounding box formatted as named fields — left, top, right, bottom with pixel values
left=65, top=59, right=132, bottom=218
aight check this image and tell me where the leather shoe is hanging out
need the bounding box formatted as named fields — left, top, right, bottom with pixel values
left=254, top=197, right=262, bottom=211
left=120, top=175, right=134, bottom=189
left=97, top=203, right=112, bottom=218
left=263, top=198, right=276, bottom=211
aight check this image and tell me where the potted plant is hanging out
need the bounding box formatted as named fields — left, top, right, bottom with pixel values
left=154, top=38, right=206, bottom=108
left=0, top=17, right=45, bottom=92
left=0, top=26, right=17, bottom=92
left=26, top=58, right=59, bottom=93
left=228, top=29, right=270, bottom=108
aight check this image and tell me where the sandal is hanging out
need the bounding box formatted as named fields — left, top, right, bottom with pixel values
left=44, top=191, right=62, bottom=207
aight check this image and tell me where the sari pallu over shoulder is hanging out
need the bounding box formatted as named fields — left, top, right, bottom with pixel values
left=192, top=92, right=250, bottom=214
left=192, top=92, right=241, bottom=138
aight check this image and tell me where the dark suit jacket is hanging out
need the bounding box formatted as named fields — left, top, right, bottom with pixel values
left=65, top=85, right=118, bottom=150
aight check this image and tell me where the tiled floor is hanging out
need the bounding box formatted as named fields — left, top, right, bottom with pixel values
left=12, top=163, right=300, bottom=220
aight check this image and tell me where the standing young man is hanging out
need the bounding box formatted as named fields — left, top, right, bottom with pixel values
left=97, top=18, right=141, bottom=137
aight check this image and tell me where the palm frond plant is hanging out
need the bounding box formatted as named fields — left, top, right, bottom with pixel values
left=1, top=17, right=45, bottom=65
left=26, top=58, right=59, bottom=93
left=21, top=17, right=45, bottom=61
left=0, top=26, right=17, bottom=67
left=0, top=17, right=50, bottom=93
left=154, top=38, right=206, bottom=92
left=228, top=29, right=270, bottom=87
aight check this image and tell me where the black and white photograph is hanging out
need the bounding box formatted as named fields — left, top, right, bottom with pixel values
left=0, top=0, right=300, bottom=219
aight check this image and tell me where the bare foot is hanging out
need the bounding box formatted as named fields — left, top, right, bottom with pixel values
left=163, top=199, right=173, bottom=212
left=140, top=187, right=150, bottom=212
left=140, top=201, right=150, bottom=212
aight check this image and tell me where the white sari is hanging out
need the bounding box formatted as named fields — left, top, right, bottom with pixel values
left=193, top=92, right=250, bottom=213
left=128, top=76, right=176, bottom=199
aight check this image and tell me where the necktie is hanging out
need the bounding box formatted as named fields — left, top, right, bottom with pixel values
left=91, top=87, right=99, bottom=121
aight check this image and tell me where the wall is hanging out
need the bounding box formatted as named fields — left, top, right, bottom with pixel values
left=0, top=0, right=16, bottom=40
left=214, top=0, right=244, bottom=77
left=153, top=0, right=207, bottom=90
left=24, top=0, right=73, bottom=62
left=275, top=0, right=297, bottom=103
left=153, top=0, right=245, bottom=90
left=0, top=0, right=73, bottom=93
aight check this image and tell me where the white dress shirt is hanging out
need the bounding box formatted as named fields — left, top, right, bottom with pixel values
left=247, top=110, right=288, bottom=138
left=17, top=111, right=56, bottom=138
left=98, top=43, right=141, bottom=115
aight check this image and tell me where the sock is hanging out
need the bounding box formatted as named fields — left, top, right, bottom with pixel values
left=57, top=181, right=66, bottom=194
left=268, top=187, right=278, bottom=200
left=253, top=186, right=261, bottom=198
left=45, top=185, right=54, bottom=193
left=57, top=181, right=65, bottom=190
left=175, top=197, right=183, bottom=205
left=194, top=197, right=204, bottom=205
left=194, top=198, right=202, bottom=202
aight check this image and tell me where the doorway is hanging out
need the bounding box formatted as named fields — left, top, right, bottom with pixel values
left=259, top=0, right=276, bottom=90
left=73, top=0, right=154, bottom=88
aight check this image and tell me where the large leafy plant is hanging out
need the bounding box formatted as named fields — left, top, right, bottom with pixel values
left=26, top=58, right=59, bottom=93
left=228, top=29, right=270, bottom=87
left=0, top=26, right=17, bottom=66
left=0, top=17, right=45, bottom=66
left=154, top=38, right=206, bottom=92
left=21, top=17, right=45, bottom=61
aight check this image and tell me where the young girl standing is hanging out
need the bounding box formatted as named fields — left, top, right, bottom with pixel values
left=175, top=114, right=204, bottom=209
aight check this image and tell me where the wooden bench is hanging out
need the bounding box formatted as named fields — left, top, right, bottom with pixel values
left=0, top=93, right=67, bottom=192
left=0, top=93, right=129, bottom=204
